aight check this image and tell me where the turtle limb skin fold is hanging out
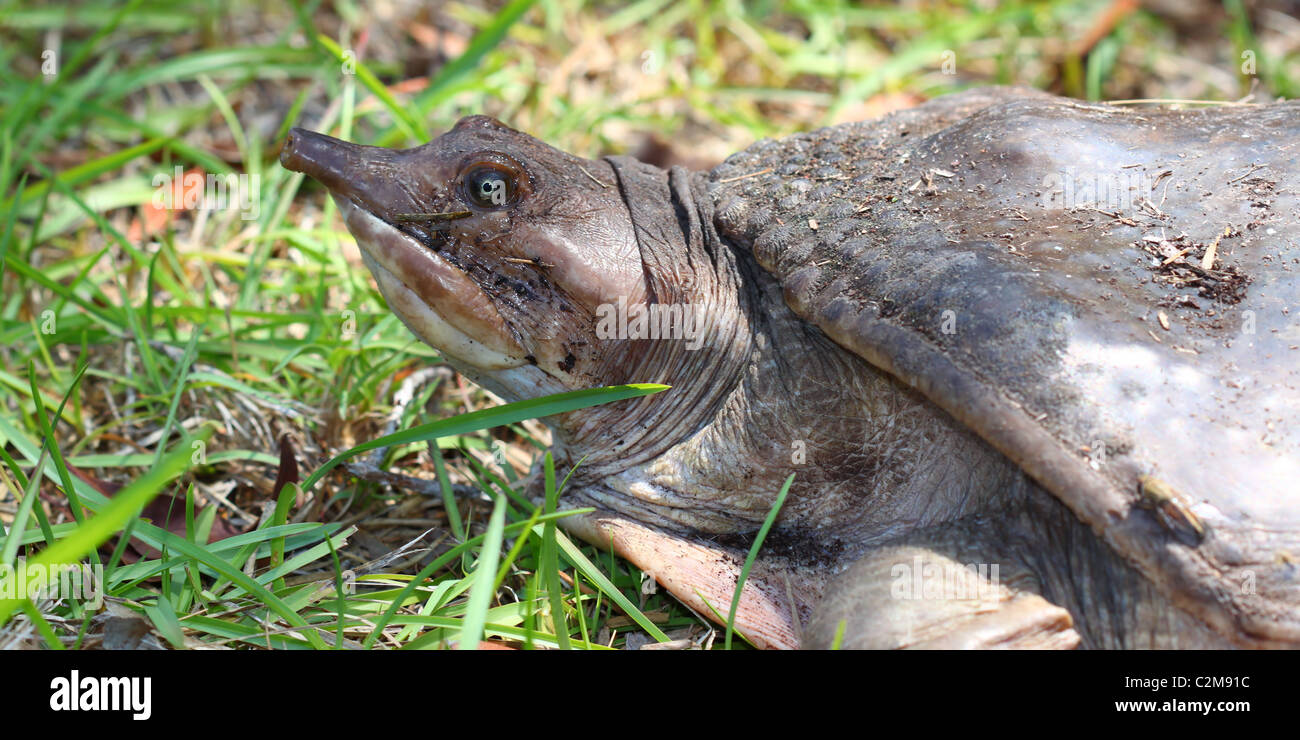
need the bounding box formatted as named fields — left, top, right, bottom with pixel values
left=805, top=545, right=1080, bottom=650
left=805, top=489, right=1236, bottom=649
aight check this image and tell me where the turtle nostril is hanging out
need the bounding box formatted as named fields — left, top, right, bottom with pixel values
left=280, top=130, right=301, bottom=169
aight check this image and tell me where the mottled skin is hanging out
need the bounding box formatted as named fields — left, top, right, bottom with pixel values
left=281, top=87, right=1300, bottom=649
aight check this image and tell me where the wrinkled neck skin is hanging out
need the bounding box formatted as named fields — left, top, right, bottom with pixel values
left=552, top=159, right=1022, bottom=550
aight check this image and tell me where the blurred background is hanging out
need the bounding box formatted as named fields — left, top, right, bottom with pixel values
left=5, top=0, right=1299, bottom=176
left=0, top=1, right=1297, bottom=649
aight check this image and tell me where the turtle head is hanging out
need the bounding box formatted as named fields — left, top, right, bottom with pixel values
left=284, top=118, right=772, bottom=532
left=280, top=117, right=653, bottom=401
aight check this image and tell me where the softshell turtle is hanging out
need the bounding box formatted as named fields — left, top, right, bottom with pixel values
left=281, top=87, right=1300, bottom=649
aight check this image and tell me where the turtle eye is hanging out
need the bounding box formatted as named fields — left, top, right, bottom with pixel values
left=461, top=163, right=517, bottom=209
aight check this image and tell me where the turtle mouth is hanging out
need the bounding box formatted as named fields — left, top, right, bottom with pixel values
left=279, top=125, right=527, bottom=371
left=335, top=197, right=529, bottom=371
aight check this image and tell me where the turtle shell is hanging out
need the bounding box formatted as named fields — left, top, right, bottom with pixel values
left=709, top=87, right=1300, bottom=646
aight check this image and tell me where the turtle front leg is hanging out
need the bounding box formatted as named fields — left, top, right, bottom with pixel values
left=561, top=508, right=829, bottom=650
left=805, top=544, right=1080, bottom=649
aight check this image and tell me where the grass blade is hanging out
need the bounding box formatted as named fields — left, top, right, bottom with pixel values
left=724, top=473, right=794, bottom=649
left=0, top=432, right=207, bottom=625
left=457, top=493, right=508, bottom=649
left=300, top=383, right=668, bottom=493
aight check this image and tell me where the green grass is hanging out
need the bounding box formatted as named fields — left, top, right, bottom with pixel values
left=0, top=0, right=1295, bottom=650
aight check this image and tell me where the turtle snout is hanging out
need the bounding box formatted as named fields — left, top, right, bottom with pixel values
left=280, top=127, right=361, bottom=194
left=280, top=127, right=436, bottom=221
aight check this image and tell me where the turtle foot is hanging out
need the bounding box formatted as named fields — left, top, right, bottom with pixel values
left=561, top=508, right=828, bottom=650
left=805, top=544, right=1080, bottom=650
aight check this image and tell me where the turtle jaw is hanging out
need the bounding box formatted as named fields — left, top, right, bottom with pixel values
left=280, top=126, right=531, bottom=374
left=336, top=199, right=530, bottom=372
